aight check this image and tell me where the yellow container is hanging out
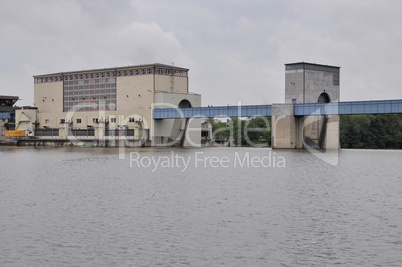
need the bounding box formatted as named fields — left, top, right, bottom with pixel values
left=5, top=130, right=26, bottom=137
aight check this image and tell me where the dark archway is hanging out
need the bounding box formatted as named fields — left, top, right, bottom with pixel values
left=318, top=92, right=330, bottom=103
left=316, top=92, right=330, bottom=149
left=178, top=99, right=192, bottom=108
left=177, top=99, right=192, bottom=146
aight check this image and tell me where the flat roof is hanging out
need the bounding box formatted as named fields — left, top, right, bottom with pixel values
left=15, top=106, right=38, bottom=110
left=285, top=62, right=340, bottom=68
left=0, top=96, right=19, bottom=112
left=33, top=63, right=189, bottom=78
left=0, top=95, right=19, bottom=100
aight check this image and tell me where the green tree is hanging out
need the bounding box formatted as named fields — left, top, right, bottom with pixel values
left=340, top=114, right=402, bottom=149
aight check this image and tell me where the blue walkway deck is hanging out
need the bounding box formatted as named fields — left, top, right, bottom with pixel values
left=153, top=99, right=402, bottom=119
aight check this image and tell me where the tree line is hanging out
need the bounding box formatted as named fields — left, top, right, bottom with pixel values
left=207, top=114, right=402, bottom=149
left=340, top=114, right=402, bottom=149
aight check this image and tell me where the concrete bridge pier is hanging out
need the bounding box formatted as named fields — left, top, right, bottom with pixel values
left=271, top=104, right=303, bottom=149
left=271, top=103, right=339, bottom=149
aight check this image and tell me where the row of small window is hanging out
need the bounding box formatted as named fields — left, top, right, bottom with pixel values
left=286, top=64, right=304, bottom=70
left=154, top=68, right=187, bottom=77
left=36, top=68, right=188, bottom=83
left=63, top=103, right=116, bottom=112
left=64, top=83, right=116, bottom=90
left=64, top=78, right=116, bottom=85
left=35, top=76, right=63, bottom=83
left=64, top=89, right=116, bottom=95
left=64, top=94, right=116, bottom=101
left=64, top=100, right=116, bottom=106
left=118, top=68, right=152, bottom=76
left=64, top=106, right=116, bottom=112
left=64, top=72, right=116, bottom=81
left=286, top=64, right=339, bottom=73
left=74, top=117, right=131, bottom=124
left=333, top=72, right=340, bottom=86
left=92, top=118, right=135, bottom=123
left=117, top=68, right=187, bottom=76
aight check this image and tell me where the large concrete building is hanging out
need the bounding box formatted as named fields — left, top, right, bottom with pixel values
left=18, top=63, right=201, bottom=146
left=272, top=62, right=340, bottom=149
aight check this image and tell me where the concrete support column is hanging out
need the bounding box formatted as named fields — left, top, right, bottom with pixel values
left=271, top=104, right=301, bottom=149
left=324, top=115, right=340, bottom=149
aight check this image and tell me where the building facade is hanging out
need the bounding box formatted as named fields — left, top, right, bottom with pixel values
left=21, top=63, right=201, bottom=146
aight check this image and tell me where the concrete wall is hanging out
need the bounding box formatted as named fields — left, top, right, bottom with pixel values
left=155, top=75, right=188, bottom=93
left=117, top=75, right=154, bottom=111
left=37, top=110, right=151, bottom=128
left=153, top=92, right=201, bottom=147
left=304, top=70, right=339, bottom=103
left=271, top=104, right=302, bottom=149
left=325, top=115, right=340, bottom=149
left=285, top=69, right=305, bottom=103
left=34, top=81, right=63, bottom=113
left=285, top=68, right=340, bottom=104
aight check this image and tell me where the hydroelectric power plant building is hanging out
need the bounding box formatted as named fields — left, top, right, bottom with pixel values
left=18, top=63, right=201, bottom=146
left=13, top=61, right=342, bottom=149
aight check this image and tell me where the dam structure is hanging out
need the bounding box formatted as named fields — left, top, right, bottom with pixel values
left=7, top=62, right=402, bottom=148
left=154, top=62, right=402, bottom=149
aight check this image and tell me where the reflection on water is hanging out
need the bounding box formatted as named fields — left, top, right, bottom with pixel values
left=1, top=146, right=402, bottom=266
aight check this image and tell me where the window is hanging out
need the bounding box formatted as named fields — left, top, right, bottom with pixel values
left=110, top=117, right=116, bottom=123
left=129, top=117, right=135, bottom=123
left=45, top=119, right=50, bottom=125
left=63, top=72, right=117, bottom=112
left=93, top=118, right=98, bottom=123
left=76, top=119, right=82, bottom=124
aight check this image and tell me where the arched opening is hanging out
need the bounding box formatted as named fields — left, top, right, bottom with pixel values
left=315, top=92, right=331, bottom=149
left=177, top=99, right=192, bottom=146
left=318, top=92, right=330, bottom=103
left=178, top=99, right=192, bottom=108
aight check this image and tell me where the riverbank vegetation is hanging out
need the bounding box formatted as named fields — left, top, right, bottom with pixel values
left=340, top=114, right=402, bottom=149
left=207, top=114, right=402, bottom=149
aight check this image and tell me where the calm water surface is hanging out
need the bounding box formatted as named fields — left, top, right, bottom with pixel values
left=1, top=146, right=402, bottom=266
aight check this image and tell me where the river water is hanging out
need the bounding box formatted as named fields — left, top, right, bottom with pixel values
left=1, top=146, right=402, bottom=266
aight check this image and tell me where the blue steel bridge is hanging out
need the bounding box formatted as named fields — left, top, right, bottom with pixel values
left=153, top=99, right=402, bottom=119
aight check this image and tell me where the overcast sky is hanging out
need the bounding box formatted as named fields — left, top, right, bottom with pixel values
left=1, top=0, right=402, bottom=107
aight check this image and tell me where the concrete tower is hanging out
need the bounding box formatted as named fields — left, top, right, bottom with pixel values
left=285, top=62, right=340, bottom=104
left=272, top=62, right=340, bottom=149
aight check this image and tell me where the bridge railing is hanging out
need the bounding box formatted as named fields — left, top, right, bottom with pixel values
left=294, top=99, right=402, bottom=116
left=153, top=99, right=402, bottom=119
left=153, top=105, right=272, bottom=119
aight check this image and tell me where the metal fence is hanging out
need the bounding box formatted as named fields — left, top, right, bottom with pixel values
left=35, top=128, right=60, bottom=137
left=68, top=129, right=95, bottom=137
left=105, top=129, right=135, bottom=136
